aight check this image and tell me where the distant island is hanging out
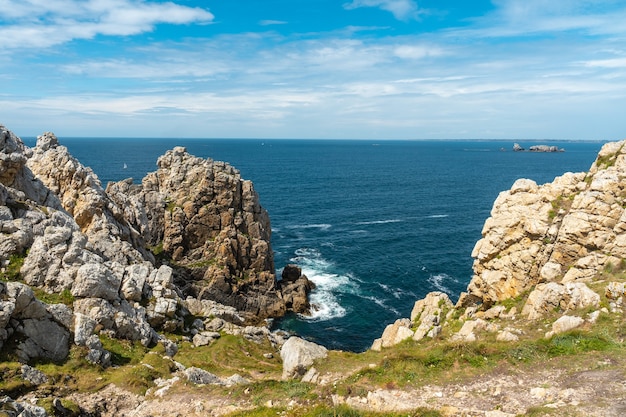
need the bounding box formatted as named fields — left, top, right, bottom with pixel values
left=513, top=142, right=565, bottom=152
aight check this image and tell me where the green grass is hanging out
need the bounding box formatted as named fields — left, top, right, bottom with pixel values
left=32, top=288, right=75, bottom=306
left=0, top=253, right=25, bottom=281
left=225, top=404, right=443, bottom=417
left=174, top=334, right=281, bottom=379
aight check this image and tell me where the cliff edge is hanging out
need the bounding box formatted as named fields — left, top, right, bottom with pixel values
left=1, top=125, right=312, bottom=365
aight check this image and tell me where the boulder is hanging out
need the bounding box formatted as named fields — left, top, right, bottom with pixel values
left=280, top=336, right=328, bottom=379
left=17, top=317, right=70, bottom=363
left=545, top=315, right=585, bottom=338
left=184, top=367, right=222, bottom=385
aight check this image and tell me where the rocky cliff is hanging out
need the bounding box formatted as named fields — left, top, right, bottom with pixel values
left=2, top=126, right=625, bottom=417
left=0, top=125, right=312, bottom=364
left=373, top=139, right=626, bottom=349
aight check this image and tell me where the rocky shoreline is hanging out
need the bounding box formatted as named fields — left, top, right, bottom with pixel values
left=1, top=125, right=625, bottom=416
left=1, top=125, right=314, bottom=364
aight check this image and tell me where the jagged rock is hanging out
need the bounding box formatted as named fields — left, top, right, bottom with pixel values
left=73, top=313, right=97, bottom=345
left=451, top=318, right=491, bottom=343
left=17, top=317, right=70, bottom=363
left=1, top=125, right=316, bottom=366
left=529, top=145, right=563, bottom=152
left=157, top=336, right=178, bottom=358
left=108, top=146, right=287, bottom=323
left=46, top=304, right=73, bottom=329
left=27, top=131, right=151, bottom=265
left=121, top=262, right=151, bottom=301
left=410, top=292, right=452, bottom=342
left=278, top=264, right=315, bottom=314
left=371, top=319, right=413, bottom=351
left=21, top=364, right=48, bottom=385
left=84, top=334, right=112, bottom=367
left=183, top=297, right=244, bottom=325
left=71, top=262, right=122, bottom=301
left=522, top=282, right=600, bottom=320
left=280, top=336, right=328, bottom=379
left=546, top=315, right=585, bottom=338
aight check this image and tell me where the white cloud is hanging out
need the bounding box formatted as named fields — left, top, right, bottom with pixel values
left=259, top=20, right=287, bottom=26
left=0, top=0, right=213, bottom=49
left=343, top=0, right=420, bottom=21
left=581, top=57, right=626, bottom=68
left=393, top=45, right=444, bottom=59
left=468, top=0, right=626, bottom=37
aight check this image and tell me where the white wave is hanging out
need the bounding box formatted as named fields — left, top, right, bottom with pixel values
left=287, top=223, right=332, bottom=231
left=290, top=248, right=359, bottom=322
left=428, top=273, right=453, bottom=294
left=426, top=214, right=449, bottom=218
left=355, top=219, right=402, bottom=225
left=359, top=294, right=401, bottom=315
left=377, top=282, right=414, bottom=300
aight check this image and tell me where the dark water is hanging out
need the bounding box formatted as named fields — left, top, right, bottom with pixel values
left=23, top=137, right=605, bottom=351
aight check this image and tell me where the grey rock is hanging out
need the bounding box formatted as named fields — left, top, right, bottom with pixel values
left=46, top=303, right=73, bottom=329
left=17, top=318, right=70, bottom=362
left=74, top=313, right=97, bottom=346
left=72, top=263, right=122, bottom=301
left=121, top=262, right=151, bottom=301
left=21, top=364, right=48, bottom=385
left=184, top=367, right=223, bottom=385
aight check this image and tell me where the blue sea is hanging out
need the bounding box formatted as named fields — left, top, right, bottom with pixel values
left=23, top=137, right=605, bottom=351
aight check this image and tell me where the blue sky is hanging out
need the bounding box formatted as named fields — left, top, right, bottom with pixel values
left=1, top=0, right=625, bottom=139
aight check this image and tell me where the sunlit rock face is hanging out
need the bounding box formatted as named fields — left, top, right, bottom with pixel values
left=461, top=140, right=626, bottom=308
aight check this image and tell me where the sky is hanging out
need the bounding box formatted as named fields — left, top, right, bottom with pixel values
left=1, top=0, right=626, bottom=140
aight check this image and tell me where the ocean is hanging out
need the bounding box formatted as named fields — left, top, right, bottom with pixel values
left=22, top=137, right=605, bottom=351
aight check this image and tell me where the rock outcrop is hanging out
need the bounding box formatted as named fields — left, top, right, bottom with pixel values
left=0, top=124, right=311, bottom=365
left=373, top=139, right=626, bottom=351
left=460, top=140, right=626, bottom=309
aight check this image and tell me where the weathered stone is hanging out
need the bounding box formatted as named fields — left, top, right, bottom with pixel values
left=464, top=140, right=626, bottom=309
left=546, top=315, right=585, bottom=338
left=184, top=367, right=222, bottom=385
left=21, top=364, right=48, bottom=385
left=192, top=332, right=220, bottom=347
left=74, top=313, right=97, bottom=345
left=606, top=282, right=626, bottom=300
left=72, top=263, right=122, bottom=301
left=280, top=336, right=328, bottom=379
left=17, top=318, right=70, bottom=362
left=410, top=292, right=452, bottom=342
left=522, top=282, right=600, bottom=320
left=496, top=330, right=519, bottom=342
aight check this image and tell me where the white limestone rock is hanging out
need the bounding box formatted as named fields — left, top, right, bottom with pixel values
left=522, top=282, right=600, bottom=320
left=280, top=336, right=328, bottom=379
left=546, top=315, right=585, bottom=338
